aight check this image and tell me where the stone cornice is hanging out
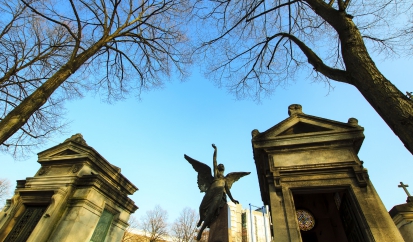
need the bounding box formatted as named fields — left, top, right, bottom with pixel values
left=76, top=174, right=138, bottom=213
left=37, top=140, right=138, bottom=196
left=253, top=127, right=364, bottom=154
left=389, top=202, right=413, bottom=219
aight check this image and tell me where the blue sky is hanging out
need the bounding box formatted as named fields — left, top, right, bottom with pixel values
left=1, top=53, right=412, bottom=224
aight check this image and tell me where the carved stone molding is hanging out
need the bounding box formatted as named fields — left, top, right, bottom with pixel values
left=37, top=166, right=51, bottom=176
left=70, top=164, right=83, bottom=174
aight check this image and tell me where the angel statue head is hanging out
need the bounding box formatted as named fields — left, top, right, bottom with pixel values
left=184, top=144, right=250, bottom=241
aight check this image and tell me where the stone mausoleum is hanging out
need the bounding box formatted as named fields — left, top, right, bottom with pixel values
left=252, top=104, right=404, bottom=241
left=0, top=134, right=138, bottom=242
left=389, top=191, right=413, bottom=242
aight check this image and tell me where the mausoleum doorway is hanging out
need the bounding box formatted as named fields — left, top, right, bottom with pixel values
left=292, top=188, right=374, bottom=242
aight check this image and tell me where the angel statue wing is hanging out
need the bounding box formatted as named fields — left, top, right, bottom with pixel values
left=184, top=154, right=214, bottom=193
left=225, top=172, right=251, bottom=190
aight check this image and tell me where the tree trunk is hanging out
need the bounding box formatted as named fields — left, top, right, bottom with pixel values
left=0, top=39, right=107, bottom=146
left=339, top=16, right=413, bottom=155
left=306, top=0, right=413, bottom=155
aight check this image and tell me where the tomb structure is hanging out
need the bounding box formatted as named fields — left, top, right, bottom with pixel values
left=389, top=182, right=413, bottom=242
left=251, top=104, right=403, bottom=241
left=0, top=134, right=138, bottom=242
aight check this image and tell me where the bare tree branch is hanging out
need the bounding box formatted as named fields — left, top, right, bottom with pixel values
left=0, top=0, right=192, bottom=157
left=194, top=0, right=413, bottom=155
left=269, top=32, right=349, bottom=84
left=0, top=178, right=11, bottom=205
left=171, top=207, right=198, bottom=242
left=140, top=205, right=169, bottom=242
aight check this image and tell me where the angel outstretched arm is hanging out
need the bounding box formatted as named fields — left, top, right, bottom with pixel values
left=224, top=172, right=250, bottom=204
left=225, top=183, right=239, bottom=204
left=212, top=144, right=217, bottom=177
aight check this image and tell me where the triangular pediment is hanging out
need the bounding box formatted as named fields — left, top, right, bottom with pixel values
left=38, top=133, right=91, bottom=160
left=50, top=149, right=81, bottom=157
left=253, top=113, right=363, bottom=141
left=278, top=121, right=332, bottom=136
left=252, top=105, right=365, bottom=158
left=38, top=141, right=91, bottom=160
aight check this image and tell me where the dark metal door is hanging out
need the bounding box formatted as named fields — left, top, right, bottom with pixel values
left=339, top=194, right=375, bottom=242
left=5, top=206, right=47, bottom=242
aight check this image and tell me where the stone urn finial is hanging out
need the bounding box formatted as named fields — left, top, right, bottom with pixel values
left=251, top=129, right=260, bottom=138
left=288, top=104, right=303, bottom=116
left=348, top=118, right=359, bottom=126
left=64, top=133, right=88, bottom=146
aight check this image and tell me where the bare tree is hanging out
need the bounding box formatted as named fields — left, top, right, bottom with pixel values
left=0, top=0, right=192, bottom=156
left=0, top=178, right=11, bottom=205
left=140, top=205, right=169, bottom=242
left=193, top=0, right=413, bottom=155
left=122, top=216, right=146, bottom=242
left=0, top=0, right=71, bottom=158
left=171, top=207, right=198, bottom=242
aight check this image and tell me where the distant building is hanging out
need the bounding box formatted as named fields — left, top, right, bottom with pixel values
left=122, top=228, right=173, bottom=242
left=227, top=201, right=272, bottom=242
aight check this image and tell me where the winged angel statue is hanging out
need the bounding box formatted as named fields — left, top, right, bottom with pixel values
left=184, top=144, right=250, bottom=240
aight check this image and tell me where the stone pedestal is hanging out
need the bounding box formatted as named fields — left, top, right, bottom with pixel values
left=0, top=134, right=138, bottom=242
left=208, top=203, right=231, bottom=242
left=390, top=201, right=413, bottom=242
